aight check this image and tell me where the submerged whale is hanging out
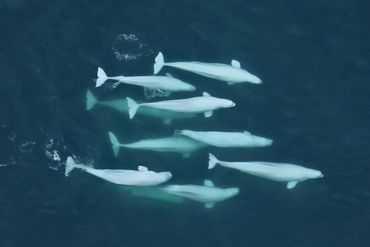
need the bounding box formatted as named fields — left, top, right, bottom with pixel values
left=65, top=157, right=172, bottom=186
left=86, top=89, right=128, bottom=112
left=208, top=153, right=323, bottom=189
left=96, top=67, right=196, bottom=94
left=121, top=186, right=186, bottom=204
left=86, top=90, right=195, bottom=124
left=126, top=92, right=235, bottom=119
left=176, top=130, right=273, bottom=148
left=154, top=52, right=262, bottom=84
left=108, top=132, right=206, bottom=157
left=160, top=180, right=239, bottom=208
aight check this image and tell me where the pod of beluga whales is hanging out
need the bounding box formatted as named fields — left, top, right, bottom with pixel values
left=67, top=52, right=324, bottom=208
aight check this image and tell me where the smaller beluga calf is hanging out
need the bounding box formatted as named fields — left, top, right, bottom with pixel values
left=96, top=67, right=196, bottom=96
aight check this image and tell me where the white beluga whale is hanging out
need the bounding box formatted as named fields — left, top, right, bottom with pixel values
left=126, top=92, right=235, bottom=119
left=160, top=180, right=239, bottom=208
left=175, top=130, right=273, bottom=148
left=154, top=52, right=262, bottom=85
left=108, top=132, right=206, bottom=157
left=96, top=67, right=196, bottom=95
left=64, top=157, right=172, bottom=186
left=208, top=153, right=324, bottom=189
left=86, top=90, right=195, bottom=125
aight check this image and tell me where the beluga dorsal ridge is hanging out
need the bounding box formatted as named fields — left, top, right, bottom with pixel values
left=153, top=52, right=262, bottom=84
left=175, top=130, right=273, bottom=148
left=208, top=153, right=323, bottom=189
left=95, top=67, right=196, bottom=94
left=125, top=92, right=235, bottom=119
left=160, top=180, right=239, bottom=208
left=64, top=157, right=172, bottom=186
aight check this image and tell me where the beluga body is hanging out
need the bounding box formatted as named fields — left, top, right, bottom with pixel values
left=208, top=154, right=324, bottom=189
left=126, top=92, right=235, bottom=119
left=160, top=180, right=239, bottom=208
left=96, top=67, right=196, bottom=95
left=65, top=157, right=172, bottom=186
left=154, top=52, right=262, bottom=85
left=176, top=130, right=273, bottom=148
left=108, top=132, right=206, bottom=157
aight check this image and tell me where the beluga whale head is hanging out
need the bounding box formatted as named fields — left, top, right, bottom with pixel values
left=220, top=99, right=236, bottom=108
left=225, top=187, right=240, bottom=197
left=241, top=70, right=262, bottom=84
left=154, top=171, right=173, bottom=183
left=181, top=82, right=197, bottom=91
left=201, top=92, right=235, bottom=109
left=305, top=168, right=324, bottom=179
left=137, top=166, right=173, bottom=185
left=242, top=131, right=273, bottom=147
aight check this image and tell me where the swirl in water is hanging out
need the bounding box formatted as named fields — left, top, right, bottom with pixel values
left=112, top=33, right=153, bottom=62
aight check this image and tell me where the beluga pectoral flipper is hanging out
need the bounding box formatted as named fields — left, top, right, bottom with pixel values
left=153, top=51, right=262, bottom=84
left=208, top=153, right=324, bottom=189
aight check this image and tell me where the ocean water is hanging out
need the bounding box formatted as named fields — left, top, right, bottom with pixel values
left=1, top=0, right=369, bottom=246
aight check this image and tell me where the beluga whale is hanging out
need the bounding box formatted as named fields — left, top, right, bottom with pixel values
left=96, top=67, right=196, bottom=95
left=160, top=180, right=239, bottom=208
left=175, top=130, right=273, bottom=148
left=154, top=52, right=262, bottom=85
left=208, top=153, right=324, bottom=189
left=126, top=92, right=235, bottom=119
left=64, top=157, right=172, bottom=186
left=108, top=132, right=206, bottom=157
left=86, top=90, right=196, bottom=125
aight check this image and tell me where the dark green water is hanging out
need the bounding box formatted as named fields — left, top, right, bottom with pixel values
left=0, top=0, right=369, bottom=246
